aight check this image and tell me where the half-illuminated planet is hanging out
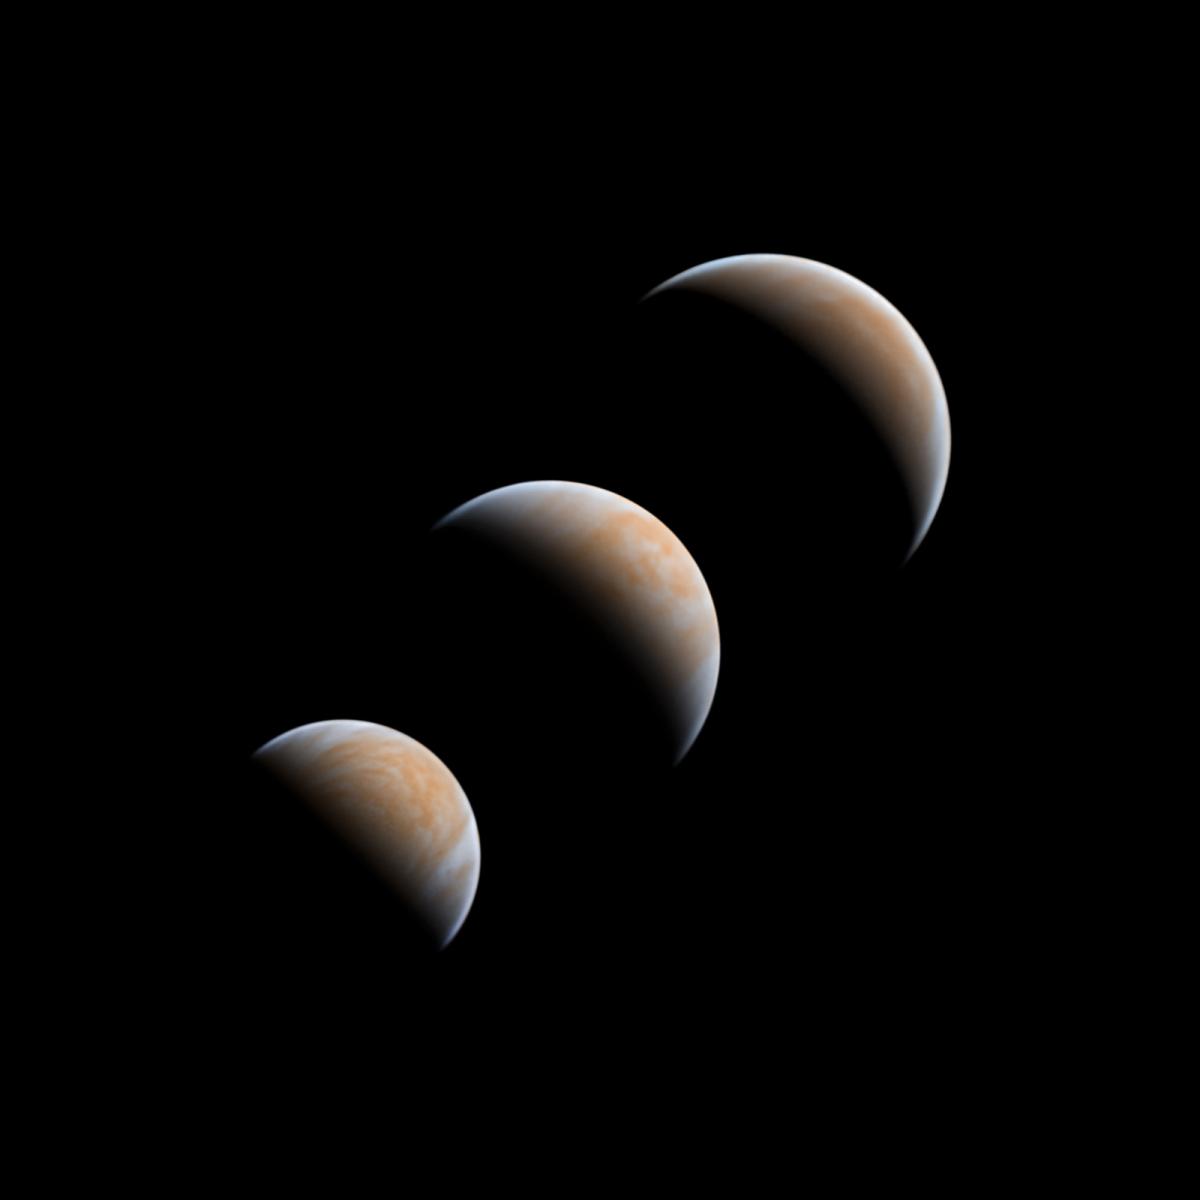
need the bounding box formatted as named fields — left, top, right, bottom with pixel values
left=436, top=481, right=719, bottom=764
left=643, top=253, right=951, bottom=561
left=253, top=720, right=480, bottom=950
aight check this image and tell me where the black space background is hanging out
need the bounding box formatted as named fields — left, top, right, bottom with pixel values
left=81, top=85, right=1102, bottom=1170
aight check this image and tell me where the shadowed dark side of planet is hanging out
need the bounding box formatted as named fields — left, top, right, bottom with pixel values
left=632, top=287, right=916, bottom=571
left=233, top=758, right=445, bottom=968
left=420, top=521, right=681, bottom=775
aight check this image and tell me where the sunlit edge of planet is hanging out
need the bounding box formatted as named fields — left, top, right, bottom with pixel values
left=643, top=252, right=951, bottom=563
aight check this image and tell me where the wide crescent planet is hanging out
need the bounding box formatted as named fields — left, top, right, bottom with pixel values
left=436, top=480, right=720, bottom=763
left=253, top=720, right=481, bottom=950
left=645, top=254, right=951, bottom=559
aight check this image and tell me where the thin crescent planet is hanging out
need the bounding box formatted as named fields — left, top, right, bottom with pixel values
left=436, top=480, right=720, bottom=763
left=253, top=720, right=481, bottom=950
left=645, top=254, right=951, bottom=559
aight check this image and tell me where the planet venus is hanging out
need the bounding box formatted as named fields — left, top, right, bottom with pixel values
left=645, top=253, right=951, bottom=558
left=253, top=720, right=480, bottom=949
left=249, top=256, right=946, bottom=953
left=437, top=480, right=720, bottom=763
